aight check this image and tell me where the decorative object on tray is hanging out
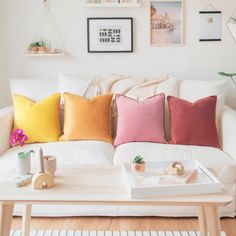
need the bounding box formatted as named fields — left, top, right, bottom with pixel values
left=43, top=156, right=57, bottom=176
left=150, top=0, right=184, bottom=46
left=87, top=17, right=133, bottom=53
left=132, top=155, right=146, bottom=173
left=122, top=160, right=221, bottom=198
left=10, top=128, right=34, bottom=176
left=163, top=161, right=184, bottom=176
left=227, top=8, right=236, bottom=42
left=199, top=5, right=222, bottom=42
left=218, top=72, right=236, bottom=88
left=32, top=148, right=54, bottom=190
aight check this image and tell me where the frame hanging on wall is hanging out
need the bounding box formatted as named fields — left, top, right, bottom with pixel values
left=150, top=0, right=184, bottom=46
left=87, top=17, right=133, bottom=53
left=227, top=8, right=236, bottom=42
left=199, top=4, right=222, bottom=42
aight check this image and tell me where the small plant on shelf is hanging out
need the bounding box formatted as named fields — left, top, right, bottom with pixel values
left=29, top=40, right=48, bottom=54
left=132, top=155, right=146, bottom=173
left=38, top=40, right=48, bottom=53
left=29, top=41, right=40, bottom=53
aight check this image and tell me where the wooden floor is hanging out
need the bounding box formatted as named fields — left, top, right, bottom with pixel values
left=11, top=217, right=236, bottom=236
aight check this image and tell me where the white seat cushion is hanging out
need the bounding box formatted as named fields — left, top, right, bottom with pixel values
left=0, top=141, right=114, bottom=173
left=114, top=142, right=236, bottom=184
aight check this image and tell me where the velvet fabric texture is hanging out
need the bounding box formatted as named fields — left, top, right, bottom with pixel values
left=60, top=93, right=113, bottom=143
left=13, top=93, right=62, bottom=143
left=168, top=96, right=221, bottom=148
left=114, top=94, right=166, bottom=146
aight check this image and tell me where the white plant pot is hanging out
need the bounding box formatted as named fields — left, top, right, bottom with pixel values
left=17, top=156, right=31, bottom=176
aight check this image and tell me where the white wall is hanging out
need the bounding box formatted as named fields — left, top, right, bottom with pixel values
left=0, top=0, right=236, bottom=108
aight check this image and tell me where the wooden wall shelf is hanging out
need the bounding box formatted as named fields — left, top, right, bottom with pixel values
left=23, top=53, right=67, bottom=57
left=84, top=3, right=141, bottom=8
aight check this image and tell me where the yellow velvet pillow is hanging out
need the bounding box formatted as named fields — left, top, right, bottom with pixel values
left=60, top=93, right=113, bottom=143
left=13, top=93, right=62, bottom=143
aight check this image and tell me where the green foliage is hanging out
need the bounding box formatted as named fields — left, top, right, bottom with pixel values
left=133, top=155, right=144, bottom=164
left=39, top=40, right=47, bottom=47
left=30, top=40, right=47, bottom=48
left=17, top=150, right=34, bottom=159
left=218, top=72, right=236, bottom=87
left=218, top=72, right=236, bottom=78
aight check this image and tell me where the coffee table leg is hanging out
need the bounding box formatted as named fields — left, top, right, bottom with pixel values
left=198, top=206, right=208, bottom=236
left=205, top=206, right=221, bottom=236
left=22, top=204, right=32, bottom=236
left=0, top=203, right=14, bottom=236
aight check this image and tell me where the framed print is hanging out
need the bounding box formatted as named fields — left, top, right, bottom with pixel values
left=87, top=17, right=133, bottom=53
left=199, top=11, right=221, bottom=41
left=150, top=0, right=184, bottom=46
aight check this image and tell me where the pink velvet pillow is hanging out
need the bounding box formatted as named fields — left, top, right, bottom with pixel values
left=168, top=96, right=221, bottom=148
left=114, top=94, right=166, bottom=146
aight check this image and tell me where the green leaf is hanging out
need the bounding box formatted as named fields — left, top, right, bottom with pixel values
left=218, top=72, right=236, bottom=78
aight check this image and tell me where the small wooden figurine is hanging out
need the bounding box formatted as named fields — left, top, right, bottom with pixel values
left=32, top=148, right=54, bottom=189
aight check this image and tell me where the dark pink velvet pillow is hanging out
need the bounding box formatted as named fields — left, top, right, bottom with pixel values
left=168, top=96, right=221, bottom=148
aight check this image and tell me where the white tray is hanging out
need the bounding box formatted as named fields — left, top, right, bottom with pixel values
left=122, top=160, right=222, bottom=198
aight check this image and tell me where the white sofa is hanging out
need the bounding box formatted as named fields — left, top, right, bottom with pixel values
left=0, top=75, right=236, bottom=217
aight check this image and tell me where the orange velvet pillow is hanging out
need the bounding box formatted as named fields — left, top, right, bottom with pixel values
left=60, top=93, right=113, bottom=143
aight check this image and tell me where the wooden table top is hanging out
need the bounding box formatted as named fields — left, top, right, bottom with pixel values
left=0, top=166, right=233, bottom=206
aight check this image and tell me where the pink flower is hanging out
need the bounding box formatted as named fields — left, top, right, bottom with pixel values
left=10, top=129, right=28, bottom=147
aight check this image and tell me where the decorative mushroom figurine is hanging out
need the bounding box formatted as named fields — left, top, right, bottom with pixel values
left=163, top=161, right=185, bottom=176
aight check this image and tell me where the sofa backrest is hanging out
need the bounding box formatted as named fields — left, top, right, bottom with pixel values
left=9, top=75, right=228, bottom=142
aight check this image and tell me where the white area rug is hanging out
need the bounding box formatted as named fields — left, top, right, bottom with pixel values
left=10, top=230, right=227, bottom=236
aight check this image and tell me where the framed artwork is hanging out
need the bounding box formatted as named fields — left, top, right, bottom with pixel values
left=87, top=17, right=133, bottom=53
left=150, top=0, right=184, bottom=46
left=199, top=10, right=222, bottom=41
left=227, top=9, right=236, bottom=42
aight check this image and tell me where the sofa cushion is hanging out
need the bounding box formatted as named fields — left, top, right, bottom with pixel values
left=13, top=93, right=62, bottom=143
left=60, top=93, right=113, bottom=143
left=114, top=93, right=166, bottom=146
left=168, top=96, right=220, bottom=148
left=179, top=79, right=228, bottom=127
left=10, top=79, right=59, bottom=102
left=114, top=142, right=236, bottom=184
left=0, top=141, right=114, bottom=173
left=59, top=74, right=90, bottom=102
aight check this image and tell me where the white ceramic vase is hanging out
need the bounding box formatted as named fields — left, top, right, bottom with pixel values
left=17, top=155, right=31, bottom=176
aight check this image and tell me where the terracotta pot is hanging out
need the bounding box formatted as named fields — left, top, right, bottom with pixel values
left=31, top=46, right=38, bottom=53
left=132, top=162, right=146, bottom=173
left=38, top=46, right=48, bottom=53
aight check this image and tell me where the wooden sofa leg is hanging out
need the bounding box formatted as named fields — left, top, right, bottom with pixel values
left=0, top=203, right=14, bottom=236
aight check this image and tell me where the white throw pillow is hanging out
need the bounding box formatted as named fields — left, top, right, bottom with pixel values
left=179, top=79, right=228, bottom=125
left=59, top=74, right=90, bottom=100
left=10, top=78, right=59, bottom=101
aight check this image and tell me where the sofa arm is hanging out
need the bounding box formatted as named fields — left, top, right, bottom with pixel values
left=221, top=105, right=236, bottom=162
left=0, top=106, right=13, bottom=155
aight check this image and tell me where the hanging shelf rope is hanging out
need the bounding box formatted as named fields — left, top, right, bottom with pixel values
left=24, top=0, right=67, bottom=56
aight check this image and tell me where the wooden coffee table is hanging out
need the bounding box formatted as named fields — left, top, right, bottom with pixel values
left=0, top=166, right=233, bottom=236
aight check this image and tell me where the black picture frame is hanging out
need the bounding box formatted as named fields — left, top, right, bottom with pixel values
left=199, top=11, right=222, bottom=42
left=87, top=17, right=133, bottom=53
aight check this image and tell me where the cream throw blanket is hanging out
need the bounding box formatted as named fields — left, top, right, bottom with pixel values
left=84, top=74, right=175, bottom=139
left=84, top=74, right=169, bottom=99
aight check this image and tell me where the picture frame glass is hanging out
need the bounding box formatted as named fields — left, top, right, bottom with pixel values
left=150, top=1, right=183, bottom=45
left=88, top=18, right=133, bottom=53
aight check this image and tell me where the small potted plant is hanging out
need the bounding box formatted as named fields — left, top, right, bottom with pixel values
left=132, top=155, right=146, bottom=173
left=10, top=129, right=34, bottom=176
left=38, top=40, right=48, bottom=53
left=29, top=41, right=40, bottom=53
